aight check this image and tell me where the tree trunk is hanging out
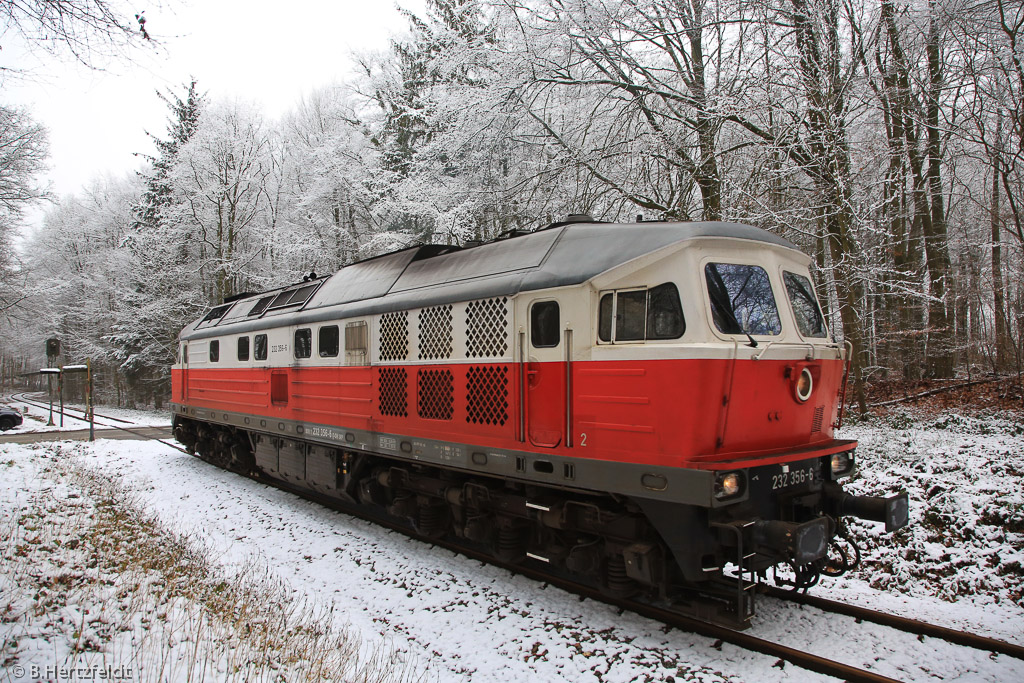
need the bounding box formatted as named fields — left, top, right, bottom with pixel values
left=921, top=0, right=955, bottom=377
left=791, top=0, right=867, bottom=413
left=992, top=114, right=1012, bottom=371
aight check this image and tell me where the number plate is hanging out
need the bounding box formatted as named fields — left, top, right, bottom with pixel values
left=770, top=464, right=818, bottom=491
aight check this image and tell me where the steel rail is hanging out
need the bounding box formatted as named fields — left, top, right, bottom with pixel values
left=764, top=586, right=1024, bottom=661
left=12, top=391, right=135, bottom=424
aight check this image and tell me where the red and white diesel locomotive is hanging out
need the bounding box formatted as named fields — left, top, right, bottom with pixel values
left=171, top=217, right=908, bottom=626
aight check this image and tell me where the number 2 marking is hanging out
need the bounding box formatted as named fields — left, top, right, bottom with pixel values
left=580, top=433, right=587, bottom=446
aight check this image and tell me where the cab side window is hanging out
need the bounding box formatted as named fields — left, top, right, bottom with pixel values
left=209, top=340, right=220, bottom=362
left=598, top=283, right=684, bottom=343
left=237, top=336, right=250, bottom=361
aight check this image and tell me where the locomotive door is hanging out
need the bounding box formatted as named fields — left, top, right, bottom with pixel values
left=524, top=299, right=565, bottom=448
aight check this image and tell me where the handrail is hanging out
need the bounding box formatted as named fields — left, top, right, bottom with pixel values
left=564, top=328, right=573, bottom=447
left=716, top=340, right=739, bottom=451
left=835, top=340, right=854, bottom=429
left=518, top=331, right=527, bottom=442
left=752, top=341, right=816, bottom=361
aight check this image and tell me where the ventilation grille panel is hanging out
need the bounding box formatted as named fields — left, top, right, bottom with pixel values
left=417, top=369, right=454, bottom=420
left=418, top=305, right=453, bottom=360
left=811, top=405, right=824, bottom=434
left=379, top=311, right=409, bottom=361
left=466, top=366, right=509, bottom=426
left=466, top=297, right=508, bottom=358
left=378, top=367, right=408, bottom=417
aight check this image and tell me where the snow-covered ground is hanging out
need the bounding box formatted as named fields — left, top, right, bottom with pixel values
left=1, top=409, right=1022, bottom=682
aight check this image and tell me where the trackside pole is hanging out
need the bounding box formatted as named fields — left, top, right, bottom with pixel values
left=87, top=359, right=94, bottom=442
left=46, top=373, right=54, bottom=426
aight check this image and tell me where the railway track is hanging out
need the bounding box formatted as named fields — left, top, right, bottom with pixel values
left=6, top=403, right=1017, bottom=680
left=6, top=392, right=187, bottom=454
left=764, top=586, right=1024, bottom=661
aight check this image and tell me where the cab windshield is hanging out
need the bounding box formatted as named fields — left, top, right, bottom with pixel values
left=705, top=263, right=782, bottom=336
left=784, top=271, right=828, bottom=338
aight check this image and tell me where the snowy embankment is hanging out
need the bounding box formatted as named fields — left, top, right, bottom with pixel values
left=1, top=410, right=1022, bottom=682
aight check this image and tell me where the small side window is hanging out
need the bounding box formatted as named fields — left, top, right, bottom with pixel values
left=294, top=328, right=312, bottom=359
left=319, top=325, right=340, bottom=357
left=209, top=340, right=220, bottom=362
left=345, top=321, right=368, bottom=365
left=254, top=334, right=268, bottom=361
left=530, top=301, right=560, bottom=348
left=237, top=336, right=250, bottom=362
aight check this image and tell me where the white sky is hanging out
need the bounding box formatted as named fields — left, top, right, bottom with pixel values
left=3, top=0, right=424, bottom=229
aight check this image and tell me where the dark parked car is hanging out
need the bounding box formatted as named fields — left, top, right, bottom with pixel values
left=0, top=408, right=23, bottom=431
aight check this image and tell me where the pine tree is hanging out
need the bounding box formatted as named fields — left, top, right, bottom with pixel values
left=134, top=80, right=204, bottom=232
left=109, top=81, right=205, bottom=406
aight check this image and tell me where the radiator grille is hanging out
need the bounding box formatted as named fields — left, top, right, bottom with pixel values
left=417, top=368, right=454, bottom=420
left=378, top=367, right=408, bottom=417
left=466, top=365, right=509, bottom=426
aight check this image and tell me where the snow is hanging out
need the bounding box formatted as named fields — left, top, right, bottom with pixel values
left=1, top=410, right=1023, bottom=681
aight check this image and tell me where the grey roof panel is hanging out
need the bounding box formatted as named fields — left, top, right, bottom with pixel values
left=390, top=228, right=562, bottom=293
left=305, top=248, right=419, bottom=309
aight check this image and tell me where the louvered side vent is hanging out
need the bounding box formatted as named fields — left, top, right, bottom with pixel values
left=417, top=369, right=454, bottom=420
left=811, top=405, right=825, bottom=434
left=466, top=297, right=508, bottom=358
left=379, top=311, right=409, bottom=361
left=466, top=366, right=509, bottom=426
left=418, top=305, right=453, bottom=360
left=378, top=367, right=408, bottom=417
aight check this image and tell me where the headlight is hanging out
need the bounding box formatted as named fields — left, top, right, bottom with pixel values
left=714, top=471, right=745, bottom=500
left=795, top=367, right=813, bottom=402
left=830, top=452, right=854, bottom=478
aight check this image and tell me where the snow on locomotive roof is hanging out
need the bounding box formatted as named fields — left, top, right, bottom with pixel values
left=181, top=221, right=798, bottom=339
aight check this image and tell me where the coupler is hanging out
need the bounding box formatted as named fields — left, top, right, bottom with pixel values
left=823, top=481, right=909, bottom=532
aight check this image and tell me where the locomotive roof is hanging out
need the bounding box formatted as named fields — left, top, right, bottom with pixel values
left=181, top=221, right=799, bottom=340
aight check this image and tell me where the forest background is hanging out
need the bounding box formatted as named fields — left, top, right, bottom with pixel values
left=1, top=0, right=1022, bottom=413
